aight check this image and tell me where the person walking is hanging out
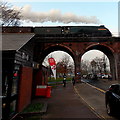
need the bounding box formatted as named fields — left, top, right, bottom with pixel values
left=72, top=77, right=75, bottom=86
left=63, top=74, right=66, bottom=87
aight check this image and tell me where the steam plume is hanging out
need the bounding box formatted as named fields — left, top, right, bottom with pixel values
left=14, top=5, right=100, bottom=24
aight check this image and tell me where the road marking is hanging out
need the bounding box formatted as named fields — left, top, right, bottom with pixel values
left=85, top=82, right=106, bottom=94
left=74, top=86, right=105, bottom=120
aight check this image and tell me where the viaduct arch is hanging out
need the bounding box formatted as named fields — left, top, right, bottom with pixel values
left=33, top=36, right=120, bottom=82
left=83, top=44, right=116, bottom=81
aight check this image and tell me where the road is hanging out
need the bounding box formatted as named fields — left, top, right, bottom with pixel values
left=75, top=78, right=120, bottom=120
left=81, top=78, right=112, bottom=90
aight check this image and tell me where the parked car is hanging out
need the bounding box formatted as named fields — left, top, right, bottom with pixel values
left=105, top=84, right=120, bottom=115
left=102, top=74, right=109, bottom=79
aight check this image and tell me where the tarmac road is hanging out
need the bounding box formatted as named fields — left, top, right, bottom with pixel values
left=75, top=81, right=120, bottom=120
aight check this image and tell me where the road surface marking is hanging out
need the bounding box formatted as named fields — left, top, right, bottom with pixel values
left=85, top=82, right=106, bottom=93
left=74, top=86, right=106, bottom=120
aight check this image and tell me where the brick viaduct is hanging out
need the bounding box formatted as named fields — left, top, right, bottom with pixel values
left=33, top=36, right=120, bottom=82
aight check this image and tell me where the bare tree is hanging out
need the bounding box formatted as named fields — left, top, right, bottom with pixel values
left=81, top=60, right=90, bottom=75
left=57, top=61, right=67, bottom=75
left=91, top=56, right=110, bottom=75
left=57, top=54, right=74, bottom=76
left=93, top=57, right=103, bottom=74
left=1, top=2, right=21, bottom=26
left=60, top=54, right=71, bottom=66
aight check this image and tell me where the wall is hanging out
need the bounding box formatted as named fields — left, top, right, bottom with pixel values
left=17, top=66, right=33, bottom=112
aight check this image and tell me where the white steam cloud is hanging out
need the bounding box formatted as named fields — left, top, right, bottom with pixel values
left=14, top=5, right=100, bottom=24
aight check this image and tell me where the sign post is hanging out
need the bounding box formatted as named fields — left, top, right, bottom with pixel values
left=48, top=57, right=56, bottom=80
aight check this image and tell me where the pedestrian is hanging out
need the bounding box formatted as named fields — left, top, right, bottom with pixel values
left=72, top=77, right=75, bottom=86
left=63, top=74, right=66, bottom=87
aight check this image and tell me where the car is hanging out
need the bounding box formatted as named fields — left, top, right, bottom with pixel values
left=105, top=84, right=120, bottom=115
left=102, top=74, right=109, bottom=79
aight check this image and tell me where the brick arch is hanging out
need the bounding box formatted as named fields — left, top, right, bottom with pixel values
left=82, top=44, right=116, bottom=81
left=40, top=44, right=75, bottom=63
left=85, top=43, right=114, bottom=54
left=35, top=43, right=82, bottom=82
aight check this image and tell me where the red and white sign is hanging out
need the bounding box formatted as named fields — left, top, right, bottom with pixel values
left=48, top=58, right=56, bottom=66
left=48, top=58, right=56, bottom=79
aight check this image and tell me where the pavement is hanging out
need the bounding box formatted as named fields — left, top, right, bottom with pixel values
left=32, top=82, right=101, bottom=119
left=12, top=79, right=120, bottom=120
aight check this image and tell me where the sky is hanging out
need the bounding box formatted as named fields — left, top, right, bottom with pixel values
left=4, top=0, right=119, bottom=63
left=6, top=0, right=119, bottom=36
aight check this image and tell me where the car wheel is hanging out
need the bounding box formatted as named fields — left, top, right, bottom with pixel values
left=106, top=103, right=113, bottom=115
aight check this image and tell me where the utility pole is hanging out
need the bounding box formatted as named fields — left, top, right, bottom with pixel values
left=103, top=55, right=107, bottom=74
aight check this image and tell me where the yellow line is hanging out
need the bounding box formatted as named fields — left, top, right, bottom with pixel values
left=85, top=82, right=106, bottom=93
left=74, top=86, right=106, bottom=120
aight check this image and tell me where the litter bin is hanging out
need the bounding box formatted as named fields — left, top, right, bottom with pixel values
left=46, top=86, right=51, bottom=98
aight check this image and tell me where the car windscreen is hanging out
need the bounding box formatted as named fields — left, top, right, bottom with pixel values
left=111, top=85, right=120, bottom=96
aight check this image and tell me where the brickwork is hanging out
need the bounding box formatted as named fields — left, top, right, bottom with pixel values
left=35, top=40, right=120, bottom=82
left=17, top=66, right=33, bottom=112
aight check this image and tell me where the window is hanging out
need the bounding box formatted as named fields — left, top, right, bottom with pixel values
left=111, top=85, right=120, bottom=95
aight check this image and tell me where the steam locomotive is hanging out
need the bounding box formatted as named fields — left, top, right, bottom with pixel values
left=34, top=25, right=112, bottom=37
left=2, top=25, right=112, bottom=37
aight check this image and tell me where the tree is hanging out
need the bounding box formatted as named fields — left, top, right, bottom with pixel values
left=90, top=55, right=110, bottom=75
left=57, top=62, right=67, bottom=75
left=93, top=57, right=103, bottom=74
left=81, top=60, right=90, bottom=75
left=1, top=2, right=21, bottom=26
left=57, top=54, right=74, bottom=77
left=60, top=54, right=71, bottom=66
left=90, top=60, right=96, bottom=74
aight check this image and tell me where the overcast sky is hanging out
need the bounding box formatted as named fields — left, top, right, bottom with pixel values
left=43, top=50, right=105, bottom=65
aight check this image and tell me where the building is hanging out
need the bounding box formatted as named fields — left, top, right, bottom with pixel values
left=2, top=27, right=48, bottom=120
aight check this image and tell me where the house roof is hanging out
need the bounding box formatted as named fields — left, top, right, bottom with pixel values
left=2, top=33, right=35, bottom=51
